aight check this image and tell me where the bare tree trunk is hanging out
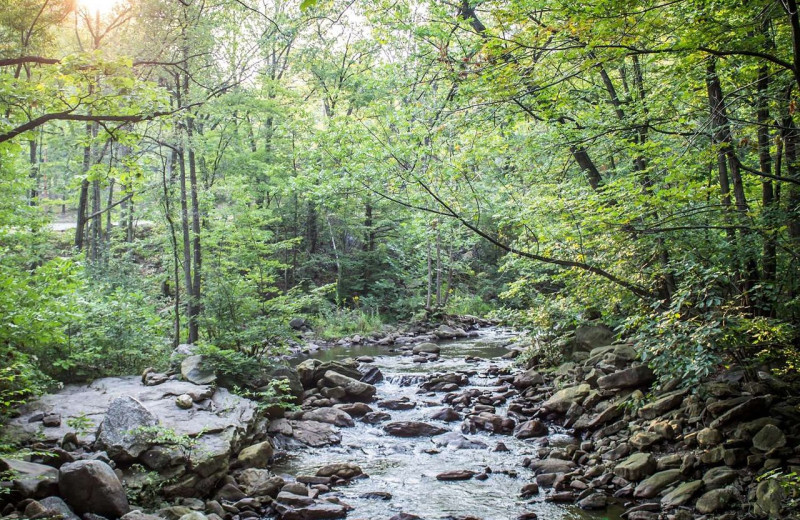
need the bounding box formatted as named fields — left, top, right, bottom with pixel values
left=28, top=138, right=38, bottom=205
left=757, top=62, right=776, bottom=314
left=426, top=235, right=432, bottom=310
left=163, top=149, right=181, bottom=346
left=75, top=119, right=92, bottom=251
left=187, top=113, right=201, bottom=343
left=707, top=59, right=759, bottom=311
left=178, top=145, right=195, bottom=343
left=435, top=222, right=442, bottom=306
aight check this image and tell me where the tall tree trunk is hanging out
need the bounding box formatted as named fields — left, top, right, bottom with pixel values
left=435, top=222, right=442, bottom=306
left=757, top=63, right=776, bottom=313
left=187, top=113, right=202, bottom=343
left=28, top=138, right=38, bottom=205
left=178, top=146, right=195, bottom=343
left=163, top=149, right=181, bottom=346
left=426, top=235, right=432, bottom=310
left=75, top=119, right=93, bottom=251
left=707, top=59, right=759, bottom=310
left=307, top=201, right=318, bottom=255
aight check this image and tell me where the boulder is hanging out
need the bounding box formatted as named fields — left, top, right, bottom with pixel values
left=515, top=420, right=548, bottom=439
left=237, top=468, right=284, bottom=497
left=378, top=398, right=416, bottom=411
left=755, top=478, right=785, bottom=518
left=431, top=407, right=460, bottom=422
left=434, top=324, right=463, bottom=339
left=301, top=407, right=355, bottom=427
left=257, top=365, right=304, bottom=402
left=290, top=420, right=342, bottom=447
left=633, top=469, right=682, bottom=499
left=578, top=492, right=607, bottom=510
left=614, top=453, right=656, bottom=481
left=597, top=365, right=655, bottom=390
left=58, top=460, right=130, bottom=517
left=465, top=411, right=515, bottom=434
left=638, top=389, right=687, bottom=420
left=697, top=427, right=723, bottom=448
left=709, top=395, right=771, bottom=429
left=752, top=424, right=786, bottom=451
left=335, top=402, right=372, bottom=418
left=0, top=458, right=59, bottom=498
left=39, top=497, right=81, bottom=520
left=359, top=366, right=384, bottom=385
left=541, top=384, right=591, bottom=414
left=96, top=396, right=159, bottom=461
left=316, top=462, right=363, bottom=480
left=321, top=371, right=376, bottom=401
left=275, top=491, right=314, bottom=507
left=180, top=355, right=216, bottom=385
left=528, top=458, right=577, bottom=475
left=384, top=421, right=448, bottom=437
left=573, top=324, right=614, bottom=351
left=630, top=431, right=662, bottom=450
left=702, top=466, right=738, bottom=490
left=436, top=470, right=475, bottom=481
left=237, top=440, right=274, bottom=468
left=696, top=488, right=733, bottom=514
left=412, top=343, right=441, bottom=354
left=513, top=368, right=544, bottom=390
left=661, top=480, right=702, bottom=508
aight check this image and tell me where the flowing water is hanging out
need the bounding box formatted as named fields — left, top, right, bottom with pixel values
left=274, top=328, right=624, bottom=520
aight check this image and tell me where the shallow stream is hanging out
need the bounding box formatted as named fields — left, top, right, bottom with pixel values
left=274, top=328, right=623, bottom=520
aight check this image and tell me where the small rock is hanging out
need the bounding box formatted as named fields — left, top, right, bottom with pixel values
left=578, top=492, right=607, bottom=510
left=176, top=394, right=193, bottom=409
left=384, top=421, right=447, bottom=437
left=696, top=488, right=733, bottom=514
left=237, top=441, right=274, bottom=469
left=42, top=413, right=62, bottom=427
left=661, top=480, right=703, bottom=508
left=697, top=427, right=723, bottom=447
left=316, top=462, right=363, bottom=480
left=515, top=420, right=548, bottom=439
left=436, top=470, right=476, bottom=481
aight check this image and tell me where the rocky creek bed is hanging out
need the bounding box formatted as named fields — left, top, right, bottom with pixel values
left=1, top=321, right=798, bottom=520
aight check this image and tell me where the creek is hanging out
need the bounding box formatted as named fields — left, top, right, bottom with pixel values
left=275, top=328, right=624, bottom=520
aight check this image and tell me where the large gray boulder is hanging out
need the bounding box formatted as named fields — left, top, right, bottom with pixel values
left=322, top=371, right=376, bottom=401
left=597, top=365, right=655, bottom=390
left=633, top=469, right=682, bottom=498
left=661, top=480, right=703, bottom=508
left=59, top=460, right=130, bottom=518
left=7, top=376, right=259, bottom=499
left=614, top=453, right=656, bottom=481
left=541, top=384, right=591, bottom=413
left=301, top=407, right=354, bottom=427
left=96, top=396, right=158, bottom=461
left=289, top=420, right=342, bottom=447
left=39, top=497, right=80, bottom=520
left=573, top=324, right=614, bottom=351
left=180, top=355, right=216, bottom=385
left=0, top=458, right=59, bottom=498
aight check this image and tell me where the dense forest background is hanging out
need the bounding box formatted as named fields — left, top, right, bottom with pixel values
left=2, top=0, right=799, bottom=412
